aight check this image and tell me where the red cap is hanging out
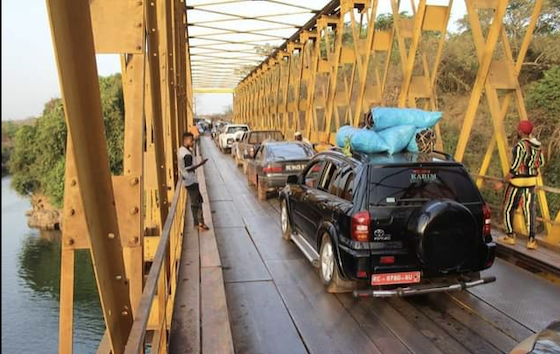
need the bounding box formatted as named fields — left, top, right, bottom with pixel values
left=518, top=120, right=533, bottom=135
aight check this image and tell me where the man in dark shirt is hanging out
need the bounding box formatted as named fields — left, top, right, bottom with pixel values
left=178, top=132, right=209, bottom=231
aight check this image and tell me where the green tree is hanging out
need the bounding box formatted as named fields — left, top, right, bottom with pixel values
left=10, top=124, right=40, bottom=195
left=526, top=65, right=560, bottom=194
left=9, top=74, right=125, bottom=207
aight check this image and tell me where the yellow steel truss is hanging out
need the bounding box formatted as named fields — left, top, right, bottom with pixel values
left=391, top=0, right=453, bottom=149
left=47, top=0, right=193, bottom=353
left=233, top=0, right=558, bottom=243
left=46, top=1, right=559, bottom=354
left=454, top=0, right=557, bottom=242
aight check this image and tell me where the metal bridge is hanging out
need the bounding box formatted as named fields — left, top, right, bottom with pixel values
left=44, top=1, right=560, bottom=354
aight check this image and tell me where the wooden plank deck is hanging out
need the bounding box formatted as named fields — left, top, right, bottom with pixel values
left=169, top=150, right=234, bottom=354
left=169, top=136, right=560, bottom=354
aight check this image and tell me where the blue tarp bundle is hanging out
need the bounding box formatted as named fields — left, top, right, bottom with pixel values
left=335, top=107, right=442, bottom=155
left=371, top=107, right=442, bottom=131
left=350, top=129, right=390, bottom=154
left=335, top=125, right=361, bottom=148
left=378, top=125, right=416, bottom=154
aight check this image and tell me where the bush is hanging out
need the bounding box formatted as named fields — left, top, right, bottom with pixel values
left=526, top=66, right=560, bottom=215
left=9, top=74, right=125, bottom=207
left=527, top=66, right=560, bottom=124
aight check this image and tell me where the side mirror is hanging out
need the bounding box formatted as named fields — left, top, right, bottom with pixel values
left=287, top=175, right=299, bottom=185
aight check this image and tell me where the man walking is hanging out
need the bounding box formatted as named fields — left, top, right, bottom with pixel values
left=500, top=120, right=544, bottom=250
left=178, top=132, right=210, bottom=231
left=294, top=131, right=312, bottom=148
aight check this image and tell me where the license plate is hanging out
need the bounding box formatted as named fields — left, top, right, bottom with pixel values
left=372, top=271, right=421, bottom=286
left=285, top=164, right=305, bottom=171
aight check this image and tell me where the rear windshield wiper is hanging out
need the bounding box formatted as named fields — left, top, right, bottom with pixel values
left=369, top=197, right=429, bottom=206
left=397, top=198, right=430, bottom=202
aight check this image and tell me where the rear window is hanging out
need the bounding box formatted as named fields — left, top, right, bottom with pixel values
left=267, top=144, right=313, bottom=160
left=249, top=131, right=284, bottom=144
left=368, top=165, right=480, bottom=205
left=226, top=126, right=248, bottom=134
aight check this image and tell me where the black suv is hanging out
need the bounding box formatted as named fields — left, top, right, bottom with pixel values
left=279, top=149, right=496, bottom=297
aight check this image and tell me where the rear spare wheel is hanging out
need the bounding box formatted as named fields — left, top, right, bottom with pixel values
left=410, top=199, right=478, bottom=273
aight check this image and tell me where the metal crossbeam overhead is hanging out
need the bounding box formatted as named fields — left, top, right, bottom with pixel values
left=186, top=0, right=328, bottom=89
left=190, top=25, right=294, bottom=39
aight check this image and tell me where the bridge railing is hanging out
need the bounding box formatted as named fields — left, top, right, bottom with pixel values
left=474, top=174, right=560, bottom=246
left=125, top=180, right=186, bottom=354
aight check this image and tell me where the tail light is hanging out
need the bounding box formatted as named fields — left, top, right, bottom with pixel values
left=482, top=204, right=492, bottom=236
left=311, top=164, right=322, bottom=172
left=263, top=164, right=282, bottom=174
left=351, top=210, right=370, bottom=242
left=380, top=256, right=395, bottom=264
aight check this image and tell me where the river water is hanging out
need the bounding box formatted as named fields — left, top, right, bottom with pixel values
left=1, top=177, right=104, bottom=353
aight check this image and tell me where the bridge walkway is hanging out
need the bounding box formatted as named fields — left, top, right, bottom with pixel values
left=169, top=136, right=560, bottom=354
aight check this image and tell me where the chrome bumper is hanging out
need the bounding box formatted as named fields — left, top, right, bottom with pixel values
left=352, top=276, right=496, bottom=298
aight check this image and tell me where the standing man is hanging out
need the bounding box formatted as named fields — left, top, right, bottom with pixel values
left=294, top=131, right=312, bottom=148
left=179, top=132, right=210, bottom=231
left=500, top=120, right=544, bottom=250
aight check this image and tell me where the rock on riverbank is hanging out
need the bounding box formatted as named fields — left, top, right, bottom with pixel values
left=26, top=195, right=61, bottom=230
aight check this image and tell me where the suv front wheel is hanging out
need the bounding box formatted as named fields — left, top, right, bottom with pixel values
left=319, top=233, right=355, bottom=293
left=281, top=200, right=292, bottom=240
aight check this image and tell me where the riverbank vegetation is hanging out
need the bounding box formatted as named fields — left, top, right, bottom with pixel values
left=2, top=119, right=35, bottom=176
left=8, top=74, right=125, bottom=208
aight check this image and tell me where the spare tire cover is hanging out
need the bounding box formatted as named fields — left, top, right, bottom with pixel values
left=410, top=199, right=478, bottom=273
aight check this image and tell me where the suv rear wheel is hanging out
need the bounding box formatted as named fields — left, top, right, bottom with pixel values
left=319, top=234, right=355, bottom=293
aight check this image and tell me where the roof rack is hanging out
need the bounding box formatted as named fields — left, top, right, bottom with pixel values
left=431, top=150, right=455, bottom=161
left=323, top=147, right=455, bottom=163
left=321, top=146, right=369, bottom=162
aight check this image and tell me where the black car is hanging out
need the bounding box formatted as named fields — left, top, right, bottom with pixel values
left=247, top=141, right=314, bottom=200
left=279, top=149, right=496, bottom=296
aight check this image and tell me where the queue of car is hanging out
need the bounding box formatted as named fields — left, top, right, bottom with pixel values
left=211, top=122, right=497, bottom=302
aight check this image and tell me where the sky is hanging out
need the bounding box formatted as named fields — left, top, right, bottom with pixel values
left=1, top=0, right=466, bottom=121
